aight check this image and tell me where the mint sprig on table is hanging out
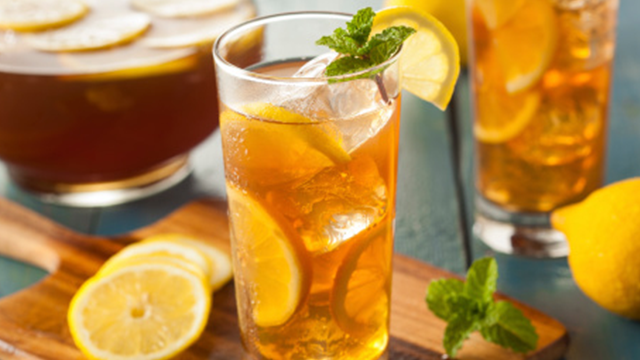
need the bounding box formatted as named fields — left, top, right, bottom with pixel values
left=315, top=7, right=415, bottom=79
left=426, top=258, right=539, bottom=358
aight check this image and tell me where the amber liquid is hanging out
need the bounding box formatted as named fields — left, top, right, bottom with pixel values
left=0, top=0, right=257, bottom=190
left=221, top=61, right=400, bottom=359
left=470, top=0, right=615, bottom=212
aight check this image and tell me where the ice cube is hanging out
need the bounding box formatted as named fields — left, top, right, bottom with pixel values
left=553, top=0, right=618, bottom=71
left=266, top=156, right=388, bottom=254
left=293, top=52, right=339, bottom=78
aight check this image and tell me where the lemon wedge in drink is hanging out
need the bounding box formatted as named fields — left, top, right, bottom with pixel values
left=0, top=0, right=88, bottom=32
left=332, top=224, right=391, bottom=337
left=98, top=238, right=213, bottom=287
left=28, top=13, right=151, bottom=52
left=486, top=0, right=557, bottom=93
left=68, top=260, right=211, bottom=360
left=474, top=90, right=540, bottom=144
left=142, top=234, right=233, bottom=292
left=372, top=6, right=460, bottom=110
left=226, top=183, right=309, bottom=327
left=475, top=0, right=525, bottom=29
left=221, top=103, right=350, bottom=186
left=132, top=0, right=239, bottom=18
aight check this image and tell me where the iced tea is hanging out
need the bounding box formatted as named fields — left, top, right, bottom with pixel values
left=0, top=0, right=256, bottom=204
left=217, top=33, right=400, bottom=359
left=469, top=0, right=617, bottom=212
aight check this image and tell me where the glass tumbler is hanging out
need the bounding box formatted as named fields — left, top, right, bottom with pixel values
left=213, top=11, right=401, bottom=360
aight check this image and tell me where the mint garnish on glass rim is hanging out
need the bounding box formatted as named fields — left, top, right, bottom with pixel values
left=426, top=257, right=539, bottom=358
left=315, top=7, right=415, bottom=79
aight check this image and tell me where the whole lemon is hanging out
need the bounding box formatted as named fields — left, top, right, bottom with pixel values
left=552, top=178, right=640, bottom=320
left=384, top=0, right=468, bottom=65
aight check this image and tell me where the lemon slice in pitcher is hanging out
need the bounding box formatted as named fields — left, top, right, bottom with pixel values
left=28, top=13, right=151, bottom=52
left=0, top=0, right=88, bottom=32
left=226, top=184, right=309, bottom=327
left=68, top=260, right=211, bottom=360
left=132, top=0, right=239, bottom=18
left=372, top=6, right=460, bottom=110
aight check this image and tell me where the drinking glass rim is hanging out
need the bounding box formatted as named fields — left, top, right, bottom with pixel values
left=212, top=10, right=401, bottom=85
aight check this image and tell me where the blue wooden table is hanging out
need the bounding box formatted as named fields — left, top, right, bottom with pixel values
left=1, top=0, right=639, bottom=359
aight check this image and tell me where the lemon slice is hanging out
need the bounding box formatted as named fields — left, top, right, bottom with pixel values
left=474, top=90, right=540, bottom=144
left=132, top=0, right=239, bottom=18
left=372, top=6, right=460, bottom=110
left=143, top=7, right=254, bottom=48
left=221, top=103, right=350, bottom=186
left=68, top=260, right=210, bottom=360
left=475, top=0, right=525, bottom=29
left=491, top=0, right=557, bottom=93
left=27, top=13, right=151, bottom=52
left=0, top=0, right=88, bottom=32
left=99, top=239, right=213, bottom=286
left=332, top=224, right=391, bottom=337
left=142, top=234, right=233, bottom=292
left=226, top=183, right=308, bottom=327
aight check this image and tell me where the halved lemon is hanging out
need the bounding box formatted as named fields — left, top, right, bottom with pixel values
left=27, top=13, right=151, bottom=52
left=142, top=234, right=233, bottom=292
left=132, top=0, right=239, bottom=18
left=490, top=0, right=557, bottom=93
left=226, top=183, right=309, bottom=328
left=68, top=260, right=211, bottom=360
left=0, top=0, right=88, bottom=32
left=372, top=6, right=460, bottom=110
left=475, top=0, right=525, bottom=29
left=98, top=239, right=213, bottom=287
left=332, top=224, right=391, bottom=337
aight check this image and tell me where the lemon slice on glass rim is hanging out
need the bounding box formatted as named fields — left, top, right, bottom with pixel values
left=0, top=0, right=88, bottom=32
left=27, top=13, right=151, bottom=52
left=372, top=6, right=460, bottom=110
left=68, top=260, right=211, bottom=360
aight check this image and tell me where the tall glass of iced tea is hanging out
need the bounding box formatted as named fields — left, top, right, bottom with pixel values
left=214, top=12, right=401, bottom=359
left=0, top=0, right=256, bottom=206
left=468, top=0, right=618, bottom=257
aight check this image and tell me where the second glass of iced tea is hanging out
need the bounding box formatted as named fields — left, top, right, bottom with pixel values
left=468, top=0, right=618, bottom=257
left=214, top=12, right=401, bottom=360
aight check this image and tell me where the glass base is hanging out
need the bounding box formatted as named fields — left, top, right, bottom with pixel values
left=10, top=155, right=192, bottom=207
left=474, top=195, right=568, bottom=258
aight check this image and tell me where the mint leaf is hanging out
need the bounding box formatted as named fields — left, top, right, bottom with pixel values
left=315, top=8, right=415, bottom=78
left=325, top=56, right=373, bottom=77
left=346, top=7, right=375, bottom=45
left=425, top=258, right=538, bottom=358
left=426, top=278, right=464, bottom=321
left=444, top=314, right=481, bottom=358
left=481, top=301, right=539, bottom=354
left=316, top=28, right=361, bottom=56
left=464, top=257, right=498, bottom=303
left=363, top=26, right=416, bottom=63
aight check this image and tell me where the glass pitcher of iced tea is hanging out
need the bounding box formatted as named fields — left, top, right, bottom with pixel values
left=0, top=0, right=257, bottom=206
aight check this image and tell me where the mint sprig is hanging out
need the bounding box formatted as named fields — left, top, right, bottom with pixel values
left=426, top=258, right=538, bottom=358
left=316, top=7, right=415, bottom=79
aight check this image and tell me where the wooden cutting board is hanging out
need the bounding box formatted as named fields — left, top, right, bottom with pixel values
left=0, top=197, right=569, bottom=360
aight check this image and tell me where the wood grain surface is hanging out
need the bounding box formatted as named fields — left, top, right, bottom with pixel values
left=0, top=197, right=568, bottom=359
